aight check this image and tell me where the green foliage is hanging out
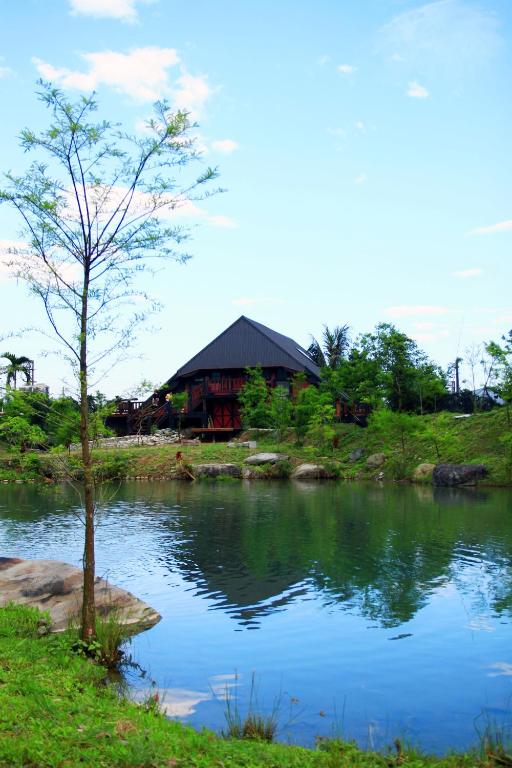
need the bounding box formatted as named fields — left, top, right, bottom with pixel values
left=368, top=409, right=420, bottom=479
left=45, top=396, right=81, bottom=447
left=293, top=385, right=333, bottom=446
left=93, top=453, right=130, bottom=481
left=0, top=416, right=46, bottom=451
left=269, top=386, right=292, bottom=442
left=359, top=323, right=447, bottom=413
left=0, top=352, right=32, bottom=389
left=239, top=367, right=272, bottom=428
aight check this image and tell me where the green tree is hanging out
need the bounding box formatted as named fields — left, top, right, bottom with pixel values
left=238, top=367, right=271, bottom=428
left=487, top=332, right=512, bottom=423
left=0, top=416, right=46, bottom=451
left=308, top=324, right=350, bottom=369
left=368, top=409, right=420, bottom=479
left=359, top=324, right=446, bottom=412
left=1, top=353, right=33, bottom=389
left=0, top=83, right=217, bottom=641
left=269, top=386, right=292, bottom=442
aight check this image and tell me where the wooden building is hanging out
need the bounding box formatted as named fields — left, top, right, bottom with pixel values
left=107, top=316, right=320, bottom=437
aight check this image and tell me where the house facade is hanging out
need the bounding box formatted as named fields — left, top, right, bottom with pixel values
left=107, top=316, right=320, bottom=436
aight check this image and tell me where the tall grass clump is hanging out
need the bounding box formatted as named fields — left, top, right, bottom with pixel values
left=222, top=673, right=279, bottom=742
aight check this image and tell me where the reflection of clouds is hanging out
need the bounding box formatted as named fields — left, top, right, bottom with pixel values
left=132, top=687, right=210, bottom=717
left=487, top=662, right=512, bottom=678
left=466, top=616, right=495, bottom=633
left=132, top=673, right=240, bottom=718
left=209, top=672, right=240, bottom=697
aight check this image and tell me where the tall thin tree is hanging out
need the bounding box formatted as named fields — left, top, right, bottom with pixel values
left=0, top=82, right=218, bottom=640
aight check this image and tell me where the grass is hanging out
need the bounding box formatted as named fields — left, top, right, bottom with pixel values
left=0, top=604, right=502, bottom=768
left=0, top=408, right=511, bottom=485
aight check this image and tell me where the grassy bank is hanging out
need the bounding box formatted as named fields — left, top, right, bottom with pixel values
left=0, top=604, right=494, bottom=767
left=0, top=409, right=511, bottom=486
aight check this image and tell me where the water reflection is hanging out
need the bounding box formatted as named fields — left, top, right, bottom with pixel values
left=1, top=480, right=512, bottom=752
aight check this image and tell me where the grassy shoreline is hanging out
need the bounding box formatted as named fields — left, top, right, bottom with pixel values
left=0, top=409, right=511, bottom=486
left=0, top=604, right=496, bottom=767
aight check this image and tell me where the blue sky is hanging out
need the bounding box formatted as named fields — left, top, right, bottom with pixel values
left=0, top=0, right=510, bottom=396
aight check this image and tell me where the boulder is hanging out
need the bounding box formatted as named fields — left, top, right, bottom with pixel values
left=194, top=463, right=242, bottom=478
left=227, top=440, right=257, bottom=449
left=366, top=452, right=386, bottom=469
left=244, top=453, right=289, bottom=465
left=0, top=558, right=161, bottom=633
left=433, top=464, right=487, bottom=487
left=349, top=448, right=364, bottom=463
left=292, top=463, right=329, bottom=480
left=242, top=467, right=262, bottom=480
left=412, top=463, right=436, bottom=482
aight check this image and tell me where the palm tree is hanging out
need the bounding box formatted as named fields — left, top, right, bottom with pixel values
left=308, top=325, right=350, bottom=369
left=1, top=353, right=33, bottom=389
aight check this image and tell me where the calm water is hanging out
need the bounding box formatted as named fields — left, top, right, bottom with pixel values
left=1, top=480, right=512, bottom=752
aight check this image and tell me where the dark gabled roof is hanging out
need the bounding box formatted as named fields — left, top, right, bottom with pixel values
left=168, top=316, right=321, bottom=382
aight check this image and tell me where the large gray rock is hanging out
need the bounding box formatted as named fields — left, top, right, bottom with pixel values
left=244, top=453, right=289, bottom=465
left=194, top=463, right=241, bottom=478
left=227, top=440, right=257, bottom=449
left=292, top=463, right=329, bottom=480
left=349, top=448, right=364, bottom=463
left=433, top=464, right=487, bottom=487
left=366, top=452, right=386, bottom=469
left=0, top=558, right=161, bottom=633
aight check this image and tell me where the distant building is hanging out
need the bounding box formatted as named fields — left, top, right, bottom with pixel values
left=18, top=383, right=50, bottom=396
left=107, top=316, right=320, bottom=436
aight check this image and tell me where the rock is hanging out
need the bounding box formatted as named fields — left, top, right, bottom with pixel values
left=433, top=464, right=487, bottom=487
left=0, top=559, right=161, bottom=633
left=412, top=463, right=436, bottom=482
left=349, top=448, right=364, bottom=463
left=366, top=452, right=386, bottom=469
left=194, top=463, right=242, bottom=478
left=244, top=453, right=289, bottom=465
left=292, top=463, right=329, bottom=480
left=227, top=440, right=257, bottom=449
left=242, top=467, right=262, bottom=479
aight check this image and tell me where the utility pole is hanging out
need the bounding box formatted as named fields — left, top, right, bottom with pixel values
left=454, top=357, right=462, bottom=396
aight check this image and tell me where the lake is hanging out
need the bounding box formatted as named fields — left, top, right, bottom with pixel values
left=1, top=480, right=511, bottom=753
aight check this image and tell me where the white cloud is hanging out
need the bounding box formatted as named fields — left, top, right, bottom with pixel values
left=68, top=0, right=150, bottom=22
left=385, top=305, right=452, bottom=318
left=337, top=64, right=356, bottom=74
left=355, top=120, right=366, bottom=132
left=318, top=54, right=330, bottom=66
left=211, top=139, right=238, bottom=154
left=453, top=267, right=483, bottom=278
left=354, top=173, right=367, bottom=185
left=378, top=1, right=500, bottom=72
left=470, top=219, right=512, bottom=235
left=407, top=80, right=429, bottom=98
left=33, top=47, right=180, bottom=102
left=173, top=72, right=213, bottom=118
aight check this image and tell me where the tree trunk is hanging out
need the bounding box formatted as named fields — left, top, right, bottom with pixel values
left=79, top=274, right=96, bottom=641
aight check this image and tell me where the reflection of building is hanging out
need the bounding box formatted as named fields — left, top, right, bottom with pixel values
left=108, top=316, right=321, bottom=437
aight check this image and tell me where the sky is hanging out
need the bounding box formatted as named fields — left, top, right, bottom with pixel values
left=0, top=0, right=511, bottom=397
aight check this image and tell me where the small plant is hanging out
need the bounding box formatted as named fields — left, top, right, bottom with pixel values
left=222, top=673, right=279, bottom=743
left=70, top=606, right=131, bottom=668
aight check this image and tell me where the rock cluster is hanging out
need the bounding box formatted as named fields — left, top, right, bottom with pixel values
left=70, top=428, right=191, bottom=451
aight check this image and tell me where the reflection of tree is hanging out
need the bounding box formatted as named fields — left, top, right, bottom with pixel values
left=132, top=482, right=512, bottom=629
left=2, top=481, right=512, bottom=629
